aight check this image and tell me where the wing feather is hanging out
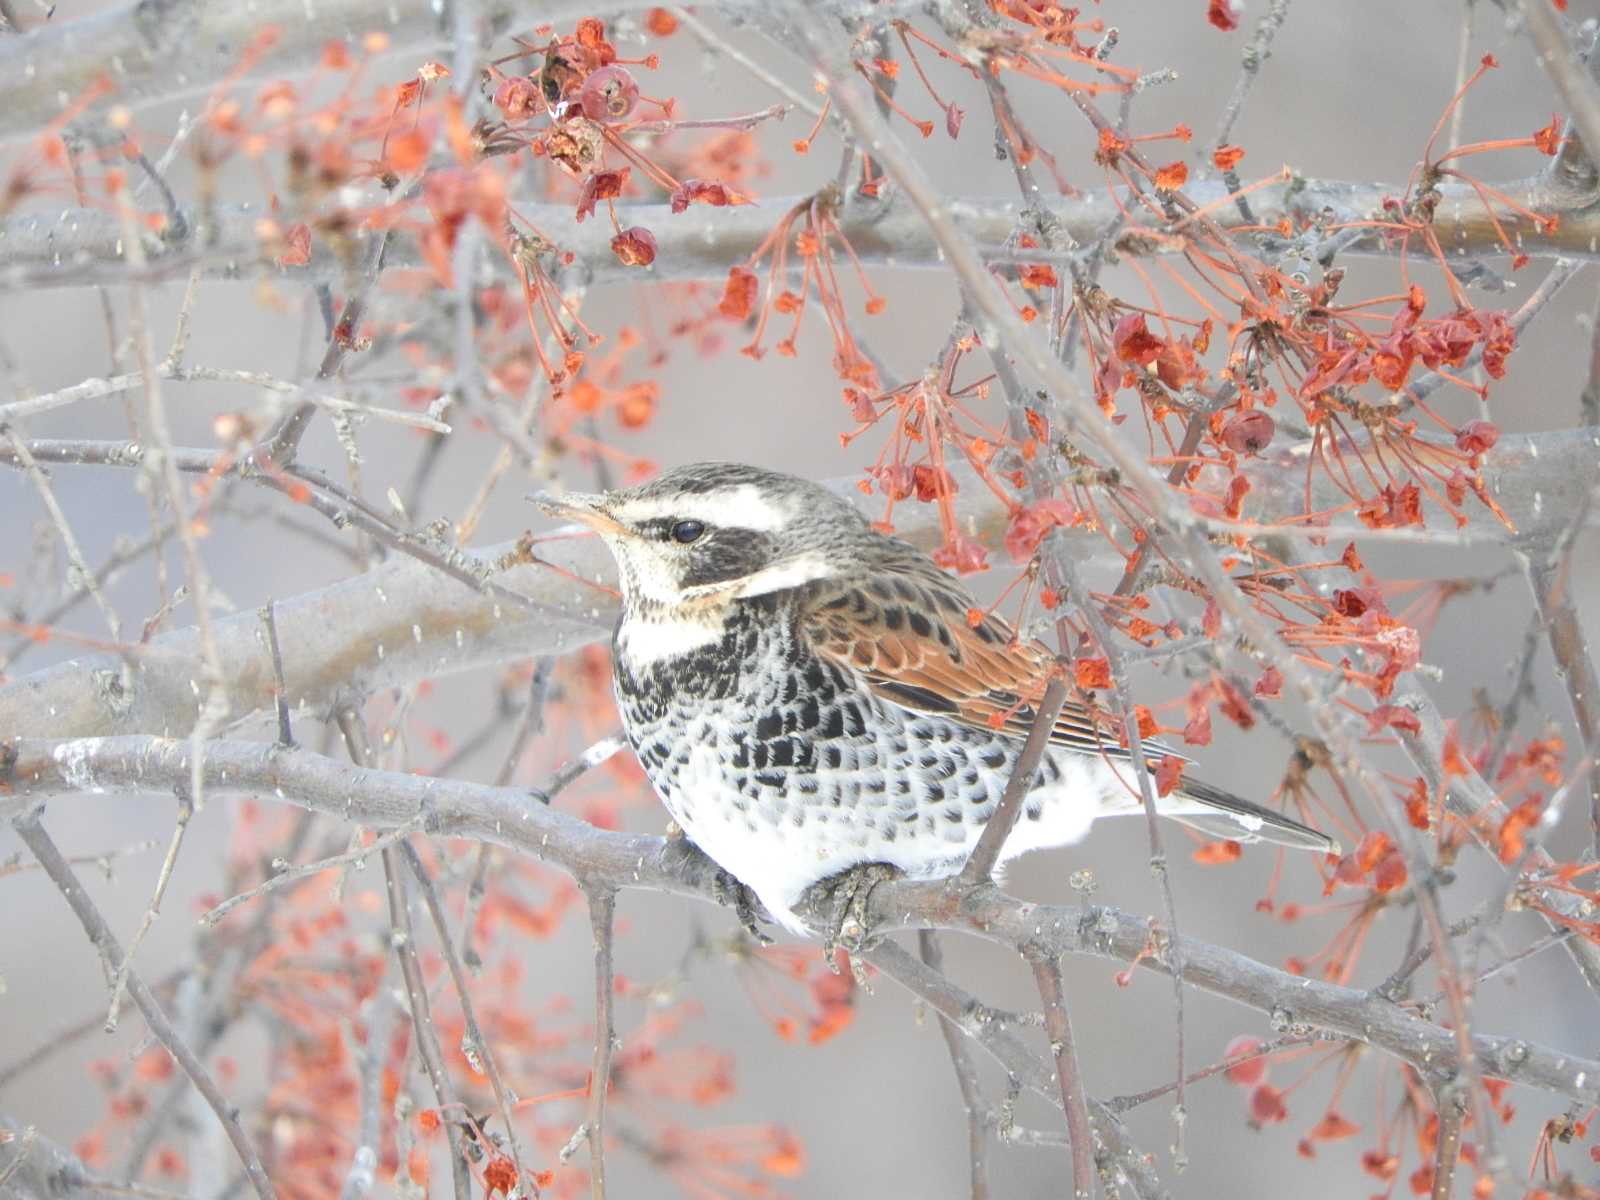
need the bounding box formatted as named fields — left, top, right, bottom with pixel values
left=798, top=559, right=1184, bottom=763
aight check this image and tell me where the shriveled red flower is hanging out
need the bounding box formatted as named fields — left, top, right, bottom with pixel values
left=1112, top=312, right=1164, bottom=365
left=669, top=178, right=752, bottom=212
left=718, top=265, right=759, bottom=319
left=1454, top=419, right=1499, bottom=455
left=574, top=166, right=629, bottom=222
left=1075, top=657, right=1112, bottom=690
left=1003, top=497, right=1077, bottom=561
left=1213, top=143, right=1245, bottom=170
left=611, top=225, right=656, bottom=266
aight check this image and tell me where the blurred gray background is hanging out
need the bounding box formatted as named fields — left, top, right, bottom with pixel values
left=4, top=1, right=1600, bottom=1196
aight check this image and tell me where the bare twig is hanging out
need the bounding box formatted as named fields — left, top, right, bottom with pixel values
left=1582, top=281, right=1600, bottom=426
left=197, top=823, right=417, bottom=927
left=1430, top=1085, right=1466, bottom=1200
left=1211, top=0, right=1291, bottom=149
left=104, top=785, right=193, bottom=1030
left=1030, top=951, right=1096, bottom=1199
left=337, top=707, right=471, bottom=1200
left=259, top=229, right=396, bottom=465
left=1520, top=492, right=1600, bottom=847
left=337, top=980, right=393, bottom=1200
left=863, top=939, right=1164, bottom=1200
left=0, top=363, right=448, bottom=431
left=956, top=675, right=1069, bottom=886
left=399, top=840, right=530, bottom=1188
left=1, top=428, right=123, bottom=642
left=672, top=7, right=825, bottom=119
left=917, top=930, right=990, bottom=1200
left=582, top=887, right=617, bottom=1199
left=260, top=602, right=294, bottom=747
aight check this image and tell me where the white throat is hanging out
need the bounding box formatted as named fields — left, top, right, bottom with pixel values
left=615, top=610, right=723, bottom=667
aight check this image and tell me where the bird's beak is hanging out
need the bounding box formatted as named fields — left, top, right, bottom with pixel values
left=530, top=490, right=628, bottom=537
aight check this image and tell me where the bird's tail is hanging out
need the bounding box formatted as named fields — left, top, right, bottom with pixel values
left=1169, top=778, right=1338, bottom=855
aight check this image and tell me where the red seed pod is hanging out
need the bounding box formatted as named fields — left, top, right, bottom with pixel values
left=578, top=65, right=639, bottom=123
left=611, top=226, right=656, bottom=267
left=494, top=75, right=540, bottom=119
left=1220, top=408, right=1275, bottom=454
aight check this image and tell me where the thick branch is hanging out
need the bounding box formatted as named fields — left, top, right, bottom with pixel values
left=9, top=734, right=1600, bottom=1113
left=3, top=431, right=1594, bottom=742
left=5, top=172, right=1600, bottom=293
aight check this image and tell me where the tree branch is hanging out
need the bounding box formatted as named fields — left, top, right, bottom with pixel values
left=1028, top=950, right=1096, bottom=1199
left=10, top=734, right=1600, bottom=1114
left=956, top=674, right=1068, bottom=886
left=5, top=167, right=1600, bottom=295
left=582, top=887, right=617, bottom=1200
left=4, top=431, right=1593, bottom=743
left=916, top=930, right=991, bottom=1200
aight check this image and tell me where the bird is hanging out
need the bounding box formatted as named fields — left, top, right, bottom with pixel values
left=536, top=462, right=1333, bottom=938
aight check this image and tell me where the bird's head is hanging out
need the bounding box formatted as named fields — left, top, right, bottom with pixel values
left=535, top=462, right=876, bottom=611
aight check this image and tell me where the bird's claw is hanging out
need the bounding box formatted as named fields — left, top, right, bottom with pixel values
left=807, top=862, right=900, bottom=987
left=711, top=866, right=773, bottom=945
left=666, top=831, right=773, bottom=944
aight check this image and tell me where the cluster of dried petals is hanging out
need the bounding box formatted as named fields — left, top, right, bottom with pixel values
left=718, top=190, right=884, bottom=386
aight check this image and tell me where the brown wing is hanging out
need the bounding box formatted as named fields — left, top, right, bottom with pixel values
left=799, top=557, right=1175, bottom=762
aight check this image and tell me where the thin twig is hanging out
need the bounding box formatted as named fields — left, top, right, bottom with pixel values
left=1430, top=1085, right=1466, bottom=1200
left=399, top=840, right=530, bottom=1187
left=336, top=708, right=471, bottom=1200
left=1030, top=952, right=1096, bottom=1199
left=1, top=428, right=124, bottom=641
left=260, top=602, right=293, bottom=748
left=672, top=7, right=825, bottom=119
left=583, top=887, right=617, bottom=1200
left=957, top=675, right=1069, bottom=886
left=1521, top=491, right=1600, bottom=848
left=114, top=178, right=226, bottom=996
left=104, top=785, right=194, bottom=1030
left=260, top=229, right=396, bottom=465
left=464, top=659, right=556, bottom=969
left=197, top=824, right=417, bottom=927
left=863, top=939, right=1165, bottom=1200
left=1211, top=0, right=1291, bottom=149
left=337, top=978, right=393, bottom=1200
left=917, top=930, right=990, bottom=1200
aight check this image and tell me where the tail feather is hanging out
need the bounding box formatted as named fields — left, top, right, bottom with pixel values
left=1171, top=779, right=1338, bottom=855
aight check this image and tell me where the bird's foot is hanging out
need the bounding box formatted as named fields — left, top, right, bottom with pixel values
left=711, top=867, right=773, bottom=945
left=805, top=861, right=901, bottom=986
left=663, top=830, right=773, bottom=944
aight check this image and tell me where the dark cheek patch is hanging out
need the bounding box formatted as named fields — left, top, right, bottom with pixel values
left=680, top=529, right=776, bottom=587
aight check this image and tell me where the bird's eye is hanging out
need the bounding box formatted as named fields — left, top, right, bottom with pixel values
left=669, top=519, right=706, bottom=544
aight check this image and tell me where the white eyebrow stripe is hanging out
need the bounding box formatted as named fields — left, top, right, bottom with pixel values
left=731, top=553, right=836, bottom=598
left=613, top=485, right=790, bottom=532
